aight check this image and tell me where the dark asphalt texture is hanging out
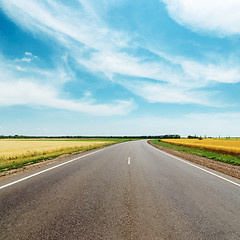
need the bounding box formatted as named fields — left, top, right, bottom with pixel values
left=0, top=140, right=240, bottom=240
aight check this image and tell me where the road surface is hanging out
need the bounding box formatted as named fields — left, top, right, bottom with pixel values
left=0, top=140, right=240, bottom=239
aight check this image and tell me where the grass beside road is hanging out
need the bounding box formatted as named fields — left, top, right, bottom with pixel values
left=151, top=140, right=240, bottom=166
left=0, top=139, right=129, bottom=172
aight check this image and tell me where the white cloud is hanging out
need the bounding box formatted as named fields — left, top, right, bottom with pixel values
left=21, top=57, right=31, bottom=62
left=0, top=55, right=134, bottom=116
left=113, top=49, right=240, bottom=106
left=84, top=91, right=92, bottom=97
left=120, top=80, right=216, bottom=106
left=25, top=52, right=32, bottom=56
left=161, top=0, right=240, bottom=36
left=78, top=51, right=176, bottom=82
left=0, top=80, right=134, bottom=116
left=148, top=48, right=240, bottom=87
left=1, top=0, right=240, bottom=107
left=1, top=1, right=240, bottom=135
left=180, top=60, right=240, bottom=85
left=15, top=52, right=38, bottom=63
left=0, top=0, right=128, bottom=51
left=16, top=57, right=31, bottom=62
left=16, top=66, right=25, bottom=71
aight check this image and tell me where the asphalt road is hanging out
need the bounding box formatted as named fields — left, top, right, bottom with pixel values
left=0, top=140, right=240, bottom=240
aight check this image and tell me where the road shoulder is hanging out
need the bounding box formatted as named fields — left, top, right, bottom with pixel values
left=148, top=140, right=240, bottom=180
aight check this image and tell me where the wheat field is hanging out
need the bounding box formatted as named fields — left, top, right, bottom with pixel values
left=0, top=139, right=115, bottom=170
left=161, top=138, right=240, bottom=155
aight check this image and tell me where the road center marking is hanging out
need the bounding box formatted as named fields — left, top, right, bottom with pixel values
left=128, top=157, right=131, bottom=165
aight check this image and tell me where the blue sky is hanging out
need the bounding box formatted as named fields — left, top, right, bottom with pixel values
left=0, top=0, right=240, bottom=136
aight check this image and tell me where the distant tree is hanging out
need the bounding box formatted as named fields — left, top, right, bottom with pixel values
left=188, top=135, right=198, bottom=139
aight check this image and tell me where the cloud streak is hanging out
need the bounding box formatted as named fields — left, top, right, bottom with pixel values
left=0, top=54, right=134, bottom=115
left=121, top=81, right=214, bottom=106
left=0, top=80, right=134, bottom=115
left=1, top=0, right=240, bottom=109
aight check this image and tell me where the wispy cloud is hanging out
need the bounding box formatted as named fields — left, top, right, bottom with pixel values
left=0, top=80, right=134, bottom=115
left=161, top=0, right=240, bottom=36
left=15, top=52, right=38, bottom=64
left=0, top=54, right=134, bottom=115
left=16, top=66, right=25, bottom=71
left=25, top=52, right=32, bottom=56
left=15, top=57, right=31, bottom=62
left=0, top=0, right=128, bottom=51
left=1, top=0, right=240, bottom=109
left=113, top=49, right=240, bottom=106
left=119, top=79, right=217, bottom=106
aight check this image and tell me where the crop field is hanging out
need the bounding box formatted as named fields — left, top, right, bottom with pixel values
left=0, top=139, right=117, bottom=171
left=161, top=139, right=240, bottom=156
left=151, top=139, right=240, bottom=166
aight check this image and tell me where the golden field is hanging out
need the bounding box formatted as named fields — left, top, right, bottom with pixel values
left=0, top=139, right=115, bottom=170
left=161, top=139, right=240, bottom=155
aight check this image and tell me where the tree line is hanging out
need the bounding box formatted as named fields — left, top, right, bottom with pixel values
left=0, top=134, right=181, bottom=139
